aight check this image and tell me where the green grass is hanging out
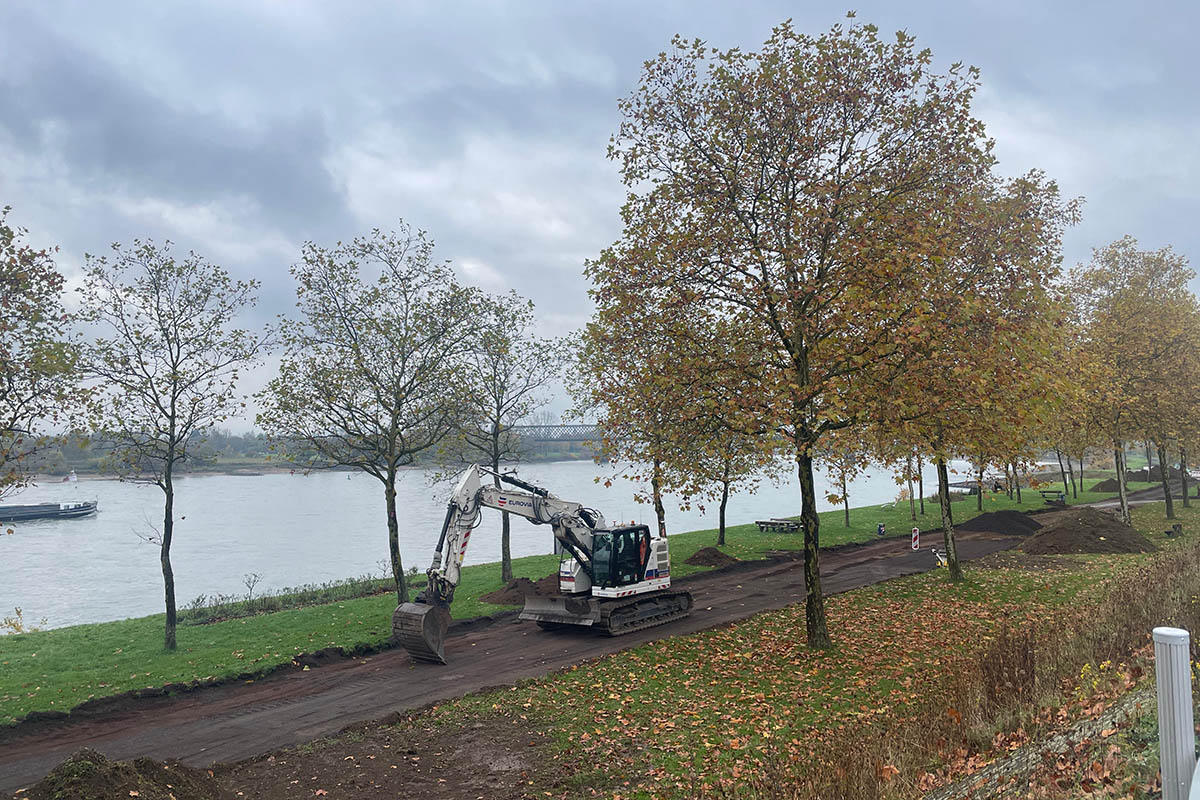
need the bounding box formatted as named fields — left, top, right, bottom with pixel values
left=0, top=475, right=1161, bottom=726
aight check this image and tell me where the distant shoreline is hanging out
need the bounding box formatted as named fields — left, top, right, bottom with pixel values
left=29, top=459, right=602, bottom=484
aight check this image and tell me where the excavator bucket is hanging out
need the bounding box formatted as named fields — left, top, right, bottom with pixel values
left=392, top=602, right=452, bottom=664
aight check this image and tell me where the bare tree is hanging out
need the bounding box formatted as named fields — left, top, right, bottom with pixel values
left=78, top=241, right=270, bottom=650
left=257, top=224, right=487, bottom=604
left=440, top=295, right=567, bottom=581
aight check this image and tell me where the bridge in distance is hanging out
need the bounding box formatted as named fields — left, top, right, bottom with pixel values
left=509, top=424, right=601, bottom=443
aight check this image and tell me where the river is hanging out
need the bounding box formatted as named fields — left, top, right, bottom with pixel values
left=0, top=459, right=961, bottom=629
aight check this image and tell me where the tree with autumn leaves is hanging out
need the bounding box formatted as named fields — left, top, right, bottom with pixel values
left=875, top=174, right=1078, bottom=581
left=584, top=17, right=1074, bottom=648
left=1068, top=237, right=1200, bottom=524
left=0, top=208, right=81, bottom=502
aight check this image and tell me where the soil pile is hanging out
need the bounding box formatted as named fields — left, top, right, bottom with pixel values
left=1129, top=465, right=1185, bottom=483
left=685, top=547, right=739, bottom=568
left=1090, top=478, right=1126, bottom=492
left=1021, top=507, right=1157, bottom=555
left=956, top=510, right=1043, bottom=536
left=479, top=573, right=560, bottom=605
left=25, top=748, right=233, bottom=800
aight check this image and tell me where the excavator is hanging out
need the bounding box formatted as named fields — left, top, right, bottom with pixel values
left=393, top=464, right=693, bottom=664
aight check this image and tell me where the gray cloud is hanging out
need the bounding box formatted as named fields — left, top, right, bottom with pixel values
left=3, top=0, right=1199, bottom=421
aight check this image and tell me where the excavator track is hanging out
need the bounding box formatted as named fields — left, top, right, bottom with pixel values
left=597, top=589, right=693, bottom=636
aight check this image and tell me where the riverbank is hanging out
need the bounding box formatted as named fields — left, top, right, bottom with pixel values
left=0, top=480, right=1157, bottom=727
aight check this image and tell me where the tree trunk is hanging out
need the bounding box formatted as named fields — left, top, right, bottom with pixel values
left=161, top=456, right=177, bottom=651
left=797, top=449, right=830, bottom=649
left=1056, top=450, right=1069, bottom=497
left=1146, top=441, right=1153, bottom=469
left=1079, top=453, right=1086, bottom=493
left=491, top=466, right=513, bottom=583
left=917, top=454, right=925, bottom=516
left=1066, top=452, right=1077, bottom=498
left=1012, top=462, right=1021, bottom=503
left=842, top=472, right=850, bottom=527
left=651, top=457, right=667, bottom=538
left=906, top=456, right=916, bottom=521
left=1004, top=463, right=1014, bottom=499
left=1181, top=447, right=1190, bottom=508
left=1113, top=443, right=1131, bottom=525
left=976, top=465, right=983, bottom=511
left=936, top=457, right=964, bottom=582
left=1158, top=443, right=1175, bottom=520
left=385, top=469, right=407, bottom=604
left=718, top=481, right=729, bottom=546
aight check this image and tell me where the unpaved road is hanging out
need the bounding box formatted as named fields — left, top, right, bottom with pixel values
left=0, top=530, right=1022, bottom=793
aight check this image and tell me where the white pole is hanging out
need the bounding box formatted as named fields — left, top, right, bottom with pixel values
left=1155, top=626, right=1195, bottom=800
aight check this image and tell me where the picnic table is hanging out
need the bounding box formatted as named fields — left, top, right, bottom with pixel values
left=755, top=518, right=800, bottom=533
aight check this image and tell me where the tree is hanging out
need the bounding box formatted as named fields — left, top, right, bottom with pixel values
left=577, top=307, right=696, bottom=540
left=78, top=241, right=269, bottom=650
left=592, top=18, right=1000, bottom=647
left=666, top=378, right=780, bottom=547
left=879, top=174, right=1075, bottom=581
left=1071, top=237, right=1197, bottom=524
left=257, top=224, right=488, bottom=605
left=442, top=295, right=567, bottom=582
left=0, top=208, right=80, bottom=501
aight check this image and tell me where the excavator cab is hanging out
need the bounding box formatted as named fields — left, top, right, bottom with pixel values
left=590, top=525, right=653, bottom=588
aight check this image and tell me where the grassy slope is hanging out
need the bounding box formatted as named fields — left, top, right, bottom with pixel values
left=409, top=497, right=1196, bottom=799
left=0, top=479, right=1159, bottom=725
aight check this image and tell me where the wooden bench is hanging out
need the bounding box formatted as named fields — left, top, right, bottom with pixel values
left=755, top=518, right=800, bottom=533
left=1037, top=489, right=1066, bottom=504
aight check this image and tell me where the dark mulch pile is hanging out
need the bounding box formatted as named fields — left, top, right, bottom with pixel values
left=24, top=748, right=233, bottom=800
left=1090, top=478, right=1127, bottom=492
left=1021, top=507, right=1157, bottom=555
left=955, top=510, right=1043, bottom=536
left=479, top=574, right=560, bottom=605
left=684, top=546, right=739, bottom=568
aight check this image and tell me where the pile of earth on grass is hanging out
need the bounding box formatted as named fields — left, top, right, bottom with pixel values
left=25, top=748, right=233, bottom=800
left=685, top=546, right=739, bottom=567
left=955, top=510, right=1043, bottom=536
left=1090, top=477, right=1127, bottom=492
left=479, top=573, right=560, bottom=605
left=1020, top=507, right=1158, bottom=555
left=1127, top=465, right=1186, bottom=483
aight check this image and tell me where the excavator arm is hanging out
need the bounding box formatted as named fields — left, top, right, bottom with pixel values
left=394, top=464, right=606, bottom=662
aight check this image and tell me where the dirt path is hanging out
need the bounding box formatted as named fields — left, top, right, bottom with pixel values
left=0, top=531, right=1019, bottom=793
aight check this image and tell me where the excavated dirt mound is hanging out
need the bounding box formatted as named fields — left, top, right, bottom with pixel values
left=25, top=748, right=233, bottom=800
left=956, top=510, right=1043, bottom=536
left=685, top=546, right=740, bottom=567
left=1090, top=478, right=1126, bottom=492
left=1021, top=507, right=1157, bottom=555
left=479, top=574, right=560, bottom=605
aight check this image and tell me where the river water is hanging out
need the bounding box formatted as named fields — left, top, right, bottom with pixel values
left=0, top=459, right=959, bottom=629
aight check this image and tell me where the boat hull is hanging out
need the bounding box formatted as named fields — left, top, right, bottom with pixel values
left=0, top=501, right=99, bottom=522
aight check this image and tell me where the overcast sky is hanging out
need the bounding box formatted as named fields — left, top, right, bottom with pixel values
left=2, top=1, right=1196, bottom=422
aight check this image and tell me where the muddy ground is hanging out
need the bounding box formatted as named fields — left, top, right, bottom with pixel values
left=220, top=714, right=564, bottom=800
